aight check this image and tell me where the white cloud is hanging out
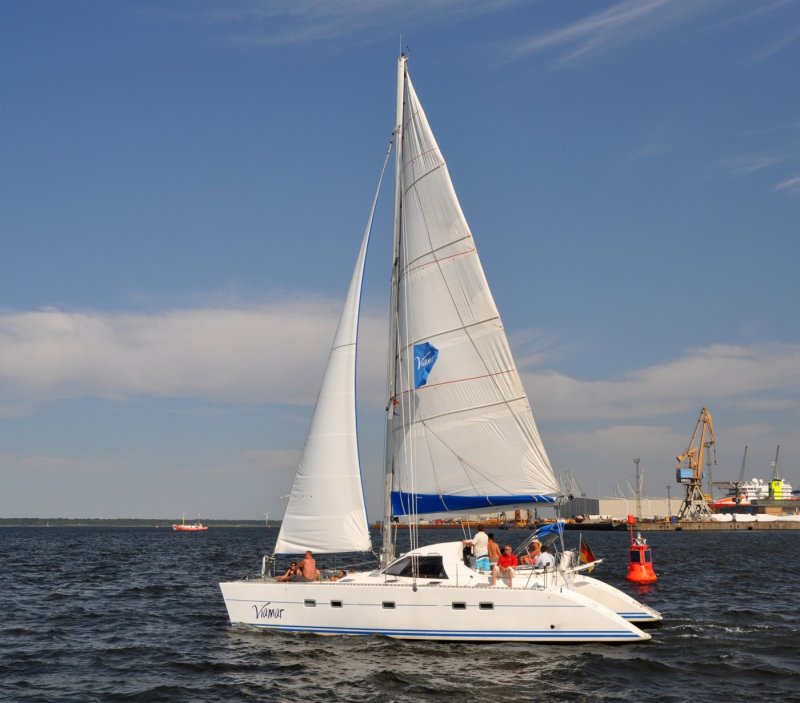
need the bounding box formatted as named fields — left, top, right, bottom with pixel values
left=775, top=175, right=800, bottom=194
left=500, top=0, right=796, bottom=67
left=2, top=302, right=798, bottom=514
left=208, top=448, right=299, bottom=478
left=716, top=152, right=785, bottom=178
left=503, top=0, right=707, bottom=65
left=523, top=342, right=800, bottom=422
left=0, top=452, right=120, bottom=476
left=0, top=301, right=386, bottom=409
left=188, top=0, right=520, bottom=47
left=3, top=305, right=798, bottom=429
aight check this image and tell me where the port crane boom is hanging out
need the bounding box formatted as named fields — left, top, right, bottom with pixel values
left=675, top=407, right=716, bottom=519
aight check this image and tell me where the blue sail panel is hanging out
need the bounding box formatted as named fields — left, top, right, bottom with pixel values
left=413, top=342, right=439, bottom=388
left=391, top=491, right=557, bottom=516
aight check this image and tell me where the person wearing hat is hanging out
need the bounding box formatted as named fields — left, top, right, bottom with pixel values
left=520, top=539, right=541, bottom=565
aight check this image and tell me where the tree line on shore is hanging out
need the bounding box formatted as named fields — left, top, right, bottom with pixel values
left=0, top=517, right=272, bottom=527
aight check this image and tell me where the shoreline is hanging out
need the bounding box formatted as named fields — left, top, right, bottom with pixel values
left=374, top=520, right=800, bottom=532
left=0, top=519, right=270, bottom=528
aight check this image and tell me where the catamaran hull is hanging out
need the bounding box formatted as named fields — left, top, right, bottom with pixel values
left=570, top=574, right=662, bottom=624
left=219, top=579, right=650, bottom=643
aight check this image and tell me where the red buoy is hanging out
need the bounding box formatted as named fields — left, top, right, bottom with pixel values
left=626, top=514, right=657, bottom=583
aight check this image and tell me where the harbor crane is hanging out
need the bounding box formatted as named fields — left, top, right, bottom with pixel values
left=675, top=407, right=716, bottom=519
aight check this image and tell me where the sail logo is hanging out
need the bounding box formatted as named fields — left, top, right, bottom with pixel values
left=413, top=342, right=439, bottom=388
left=253, top=602, right=285, bottom=620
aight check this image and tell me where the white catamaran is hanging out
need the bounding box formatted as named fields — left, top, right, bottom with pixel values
left=220, top=56, right=660, bottom=642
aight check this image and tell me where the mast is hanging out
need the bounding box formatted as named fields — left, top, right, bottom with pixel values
left=380, top=54, right=407, bottom=566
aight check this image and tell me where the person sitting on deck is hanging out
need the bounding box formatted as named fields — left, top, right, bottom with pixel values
left=533, top=545, right=555, bottom=569
left=519, top=539, right=541, bottom=565
left=277, top=562, right=298, bottom=582
left=492, top=545, right=518, bottom=588
left=291, top=550, right=317, bottom=581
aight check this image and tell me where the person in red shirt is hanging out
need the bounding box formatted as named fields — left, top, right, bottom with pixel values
left=492, top=545, right=518, bottom=588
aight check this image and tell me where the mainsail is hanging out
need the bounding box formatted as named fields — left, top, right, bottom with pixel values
left=274, top=148, right=391, bottom=555
left=388, top=62, right=562, bottom=517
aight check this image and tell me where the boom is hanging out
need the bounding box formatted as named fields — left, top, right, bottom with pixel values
left=675, top=407, right=716, bottom=519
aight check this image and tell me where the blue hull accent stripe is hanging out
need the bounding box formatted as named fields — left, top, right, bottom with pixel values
left=618, top=612, right=657, bottom=620
left=391, top=492, right=556, bottom=516
left=231, top=623, right=642, bottom=640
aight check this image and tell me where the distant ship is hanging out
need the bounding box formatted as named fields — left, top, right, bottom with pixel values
left=712, top=476, right=796, bottom=509
left=172, top=512, right=208, bottom=532
left=713, top=446, right=797, bottom=510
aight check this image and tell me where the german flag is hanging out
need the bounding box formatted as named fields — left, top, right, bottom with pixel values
left=579, top=538, right=597, bottom=572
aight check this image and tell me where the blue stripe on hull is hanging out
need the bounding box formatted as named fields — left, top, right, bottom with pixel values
left=230, top=622, right=643, bottom=641
left=617, top=612, right=658, bottom=621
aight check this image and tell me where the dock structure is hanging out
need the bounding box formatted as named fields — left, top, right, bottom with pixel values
left=635, top=518, right=800, bottom=531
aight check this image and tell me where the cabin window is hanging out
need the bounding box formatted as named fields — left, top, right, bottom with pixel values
left=452, top=602, right=467, bottom=610
left=384, top=555, right=448, bottom=579
left=331, top=600, right=343, bottom=608
left=304, top=599, right=316, bottom=607
left=382, top=601, right=396, bottom=609
left=479, top=602, right=494, bottom=610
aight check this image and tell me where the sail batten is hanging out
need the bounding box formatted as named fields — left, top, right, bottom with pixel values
left=399, top=244, right=475, bottom=279
left=393, top=392, right=529, bottom=426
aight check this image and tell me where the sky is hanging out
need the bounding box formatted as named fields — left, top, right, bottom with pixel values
left=1, top=0, right=799, bottom=520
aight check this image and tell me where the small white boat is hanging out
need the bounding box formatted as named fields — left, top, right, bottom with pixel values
left=220, top=55, right=653, bottom=643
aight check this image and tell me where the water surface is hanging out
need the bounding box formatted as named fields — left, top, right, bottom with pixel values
left=1, top=526, right=798, bottom=702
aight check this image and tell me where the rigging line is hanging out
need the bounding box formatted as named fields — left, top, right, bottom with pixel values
left=401, top=114, right=557, bottom=497
left=394, top=85, right=553, bottom=522
left=401, top=259, right=419, bottom=552
left=417, top=418, right=523, bottom=496
left=401, top=152, right=546, bottom=470
left=397, top=170, right=419, bottom=550
left=354, top=135, right=393, bottom=555
left=396, top=66, right=422, bottom=551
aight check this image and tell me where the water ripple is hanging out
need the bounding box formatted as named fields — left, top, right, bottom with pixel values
left=1, top=527, right=799, bottom=702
